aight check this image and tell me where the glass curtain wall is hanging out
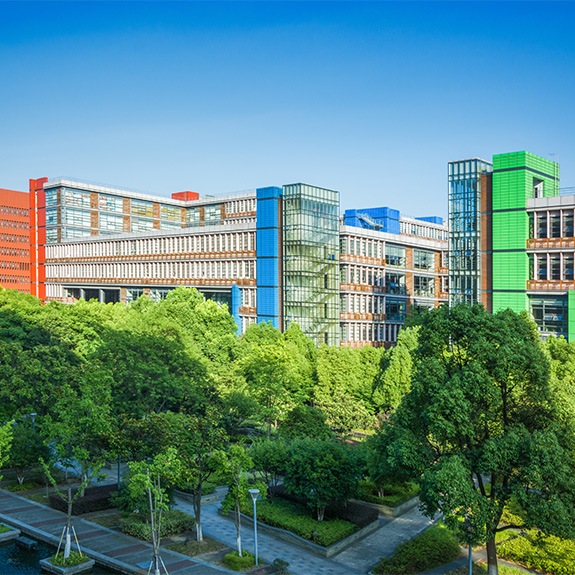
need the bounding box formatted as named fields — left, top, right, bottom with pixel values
left=448, top=159, right=493, bottom=305
left=282, top=183, right=340, bottom=346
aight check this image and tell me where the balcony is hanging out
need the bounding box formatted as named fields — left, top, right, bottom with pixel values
left=527, top=238, right=575, bottom=249
left=527, top=280, right=575, bottom=291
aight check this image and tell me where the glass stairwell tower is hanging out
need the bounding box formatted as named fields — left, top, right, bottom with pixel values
left=448, top=158, right=493, bottom=308
left=282, top=183, right=340, bottom=346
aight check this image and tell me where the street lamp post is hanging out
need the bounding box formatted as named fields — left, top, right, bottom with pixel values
left=248, top=488, right=260, bottom=566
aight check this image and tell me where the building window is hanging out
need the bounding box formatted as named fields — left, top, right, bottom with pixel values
left=414, top=249, right=434, bottom=270
left=385, top=298, right=406, bottom=322
left=414, top=275, right=435, bottom=297
left=385, top=244, right=405, bottom=267
left=386, top=272, right=406, bottom=295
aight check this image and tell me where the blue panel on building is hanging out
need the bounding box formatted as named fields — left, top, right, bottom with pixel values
left=256, top=186, right=282, bottom=201
left=231, top=284, right=241, bottom=333
left=416, top=216, right=444, bottom=225
left=257, top=257, right=279, bottom=287
left=257, top=228, right=279, bottom=257
left=256, top=186, right=281, bottom=328
left=258, top=287, right=279, bottom=318
left=343, top=206, right=400, bottom=234
left=257, top=198, right=279, bottom=229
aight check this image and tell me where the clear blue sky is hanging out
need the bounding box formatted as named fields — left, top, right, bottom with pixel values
left=1, top=1, right=574, bottom=218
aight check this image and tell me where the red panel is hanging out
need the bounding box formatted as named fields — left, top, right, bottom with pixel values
left=171, top=191, right=200, bottom=201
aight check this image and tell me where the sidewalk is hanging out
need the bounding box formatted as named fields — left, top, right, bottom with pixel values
left=176, top=491, right=436, bottom=575
left=176, top=495, right=365, bottom=575
left=0, top=489, right=234, bottom=575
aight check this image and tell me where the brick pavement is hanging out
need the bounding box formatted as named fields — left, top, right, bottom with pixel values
left=0, top=489, right=233, bottom=575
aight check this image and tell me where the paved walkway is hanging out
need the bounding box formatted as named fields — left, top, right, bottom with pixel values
left=176, top=491, right=435, bottom=575
left=177, top=495, right=364, bottom=575
left=0, top=489, right=234, bottom=575
left=0, top=484, right=535, bottom=575
left=333, top=505, right=435, bottom=572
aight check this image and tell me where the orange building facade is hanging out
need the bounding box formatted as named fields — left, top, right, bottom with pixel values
left=0, top=187, right=32, bottom=293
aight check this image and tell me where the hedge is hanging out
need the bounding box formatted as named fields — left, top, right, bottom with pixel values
left=498, top=531, right=575, bottom=575
left=240, top=497, right=357, bottom=547
left=222, top=550, right=255, bottom=571
left=270, top=485, right=378, bottom=528
left=120, top=509, right=195, bottom=541
left=373, top=523, right=460, bottom=575
left=48, top=484, right=117, bottom=515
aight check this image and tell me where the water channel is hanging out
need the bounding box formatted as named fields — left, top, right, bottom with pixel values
left=0, top=539, right=119, bottom=575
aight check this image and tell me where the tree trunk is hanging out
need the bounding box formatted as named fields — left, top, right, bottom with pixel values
left=64, top=488, right=73, bottom=559
left=486, top=537, right=498, bottom=575
left=317, top=506, right=325, bottom=522
left=235, top=501, right=242, bottom=556
left=194, top=489, right=203, bottom=542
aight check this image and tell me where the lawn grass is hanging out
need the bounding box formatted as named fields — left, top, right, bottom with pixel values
left=447, top=561, right=530, bottom=575
left=165, top=537, right=226, bottom=557
left=20, top=490, right=50, bottom=505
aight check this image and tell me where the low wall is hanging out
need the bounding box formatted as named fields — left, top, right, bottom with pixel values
left=351, top=496, right=419, bottom=518
left=223, top=510, right=381, bottom=558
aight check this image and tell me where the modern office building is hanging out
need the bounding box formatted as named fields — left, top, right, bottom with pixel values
left=13, top=176, right=449, bottom=346
left=0, top=187, right=31, bottom=294
left=449, top=150, right=575, bottom=340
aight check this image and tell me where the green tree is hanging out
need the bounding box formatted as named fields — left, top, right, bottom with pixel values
left=96, top=330, right=212, bottom=418
left=9, top=419, right=49, bottom=485
left=0, top=420, right=13, bottom=482
left=151, top=410, right=227, bottom=542
left=385, top=304, right=575, bottom=575
left=284, top=438, right=360, bottom=521
left=372, top=326, right=419, bottom=415
left=250, top=437, right=290, bottom=498
left=128, top=449, right=183, bottom=575
left=279, top=405, right=333, bottom=440
left=314, top=346, right=378, bottom=433
left=43, top=367, right=114, bottom=494
left=237, top=333, right=310, bottom=434
left=217, top=445, right=265, bottom=557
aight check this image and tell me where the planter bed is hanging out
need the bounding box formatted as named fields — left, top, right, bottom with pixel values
left=39, top=557, right=95, bottom=575
left=231, top=509, right=380, bottom=558
left=0, top=523, right=21, bottom=542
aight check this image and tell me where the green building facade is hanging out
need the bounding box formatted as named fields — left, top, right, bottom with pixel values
left=491, top=151, right=562, bottom=323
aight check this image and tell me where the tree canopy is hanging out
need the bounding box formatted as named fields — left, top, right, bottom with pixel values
left=382, top=304, right=575, bottom=575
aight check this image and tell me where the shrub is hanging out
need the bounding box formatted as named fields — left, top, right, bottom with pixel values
left=222, top=550, right=255, bottom=571
left=49, top=484, right=117, bottom=515
left=498, top=530, right=575, bottom=575
left=357, top=479, right=419, bottom=507
left=240, top=497, right=357, bottom=547
left=270, top=485, right=378, bottom=528
left=373, top=523, right=460, bottom=575
left=50, top=551, right=89, bottom=567
left=120, top=509, right=195, bottom=541
left=7, top=481, right=42, bottom=492
left=0, top=524, right=10, bottom=533
left=272, top=558, right=290, bottom=574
